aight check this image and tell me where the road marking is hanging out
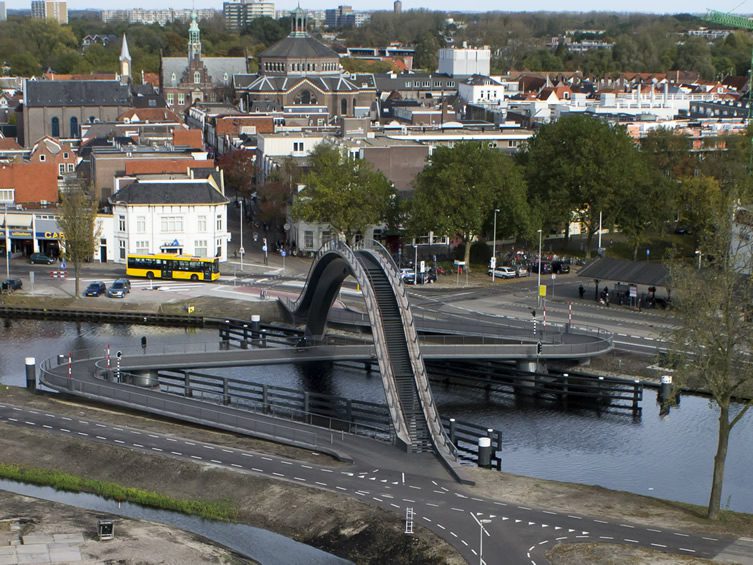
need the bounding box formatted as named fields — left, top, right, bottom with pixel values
left=437, top=524, right=446, bottom=530
left=335, top=486, right=347, bottom=491
left=112, top=427, right=123, bottom=431
left=295, top=477, right=307, bottom=482
left=166, top=438, right=177, bottom=442
left=543, top=511, right=556, bottom=515
left=390, top=503, right=400, bottom=509
left=599, top=536, right=614, bottom=540
left=450, top=507, right=464, bottom=512
left=25, top=421, right=36, bottom=426
left=651, top=543, right=667, bottom=548
left=60, top=428, right=70, bottom=433
left=44, top=414, right=55, bottom=418
left=114, top=439, right=124, bottom=444
left=315, top=482, right=327, bottom=486
left=450, top=532, right=458, bottom=538
left=133, top=443, right=144, bottom=448
left=455, top=493, right=468, bottom=499
left=280, top=461, right=292, bottom=465
left=251, top=468, right=264, bottom=473
left=152, top=448, right=163, bottom=452
left=433, top=490, right=445, bottom=494
left=77, top=432, right=88, bottom=436
left=471, top=497, right=483, bottom=502
left=42, top=425, right=53, bottom=429
left=422, top=516, right=431, bottom=522
left=203, top=445, right=215, bottom=450
left=190, top=455, right=202, bottom=460
left=301, top=465, right=312, bottom=469
left=472, top=550, right=477, bottom=556
left=148, top=434, right=159, bottom=438
left=403, top=499, right=415, bottom=503
left=539, top=540, right=549, bottom=545
left=184, top=441, right=195, bottom=446
left=210, top=459, right=222, bottom=464
left=620, top=524, right=635, bottom=528
left=518, top=506, right=532, bottom=510
left=131, top=431, right=141, bottom=435
left=567, top=515, right=582, bottom=520
left=321, top=468, right=333, bottom=473
left=262, top=457, right=272, bottom=461
left=426, top=503, right=439, bottom=507
left=7, top=418, right=17, bottom=422
left=624, top=539, right=639, bottom=543
left=594, top=519, right=608, bottom=524
left=461, top=540, right=468, bottom=547
left=231, top=464, right=242, bottom=468
left=493, top=502, right=507, bottom=506
left=647, top=528, right=662, bottom=533
left=409, top=485, right=421, bottom=490
left=679, top=548, right=696, bottom=553
left=241, top=453, right=253, bottom=457
left=673, top=532, right=690, bottom=537
left=272, top=472, right=284, bottom=477
left=171, top=452, right=182, bottom=456
left=702, top=537, right=718, bottom=541
left=95, top=423, right=107, bottom=428
left=61, top=417, right=72, bottom=421
left=95, top=435, right=107, bottom=440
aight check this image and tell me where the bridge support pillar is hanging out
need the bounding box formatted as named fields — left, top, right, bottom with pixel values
left=25, top=358, right=36, bottom=392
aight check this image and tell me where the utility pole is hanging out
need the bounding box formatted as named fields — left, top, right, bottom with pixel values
left=491, top=208, right=499, bottom=282
left=240, top=199, right=244, bottom=272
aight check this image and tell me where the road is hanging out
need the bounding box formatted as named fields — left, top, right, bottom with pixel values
left=0, top=400, right=734, bottom=565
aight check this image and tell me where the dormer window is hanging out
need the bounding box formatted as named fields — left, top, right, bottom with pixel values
left=171, top=72, right=177, bottom=85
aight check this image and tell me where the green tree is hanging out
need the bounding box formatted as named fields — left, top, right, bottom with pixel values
left=414, top=31, right=441, bottom=71
left=56, top=187, right=100, bottom=298
left=524, top=115, right=640, bottom=257
left=668, top=199, right=753, bottom=520
left=409, top=142, right=529, bottom=268
left=291, top=144, right=395, bottom=244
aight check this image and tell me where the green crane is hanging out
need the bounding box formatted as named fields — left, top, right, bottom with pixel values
left=704, top=10, right=753, bottom=167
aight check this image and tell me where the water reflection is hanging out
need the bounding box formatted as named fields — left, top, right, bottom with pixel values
left=1, top=320, right=752, bottom=513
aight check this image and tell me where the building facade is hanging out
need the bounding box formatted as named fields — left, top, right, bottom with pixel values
left=223, top=0, right=275, bottom=31
left=437, top=47, right=491, bottom=77
left=101, top=8, right=215, bottom=25
left=30, top=0, right=68, bottom=24
left=160, top=13, right=247, bottom=114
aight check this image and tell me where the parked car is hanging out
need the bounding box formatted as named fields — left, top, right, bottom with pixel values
left=84, top=281, right=106, bottom=297
left=551, top=260, right=570, bottom=274
left=488, top=267, right=516, bottom=279
left=404, top=270, right=437, bottom=285
left=1, top=278, right=22, bottom=291
left=106, top=279, right=131, bottom=298
left=513, top=266, right=530, bottom=277
left=29, top=253, right=55, bottom=265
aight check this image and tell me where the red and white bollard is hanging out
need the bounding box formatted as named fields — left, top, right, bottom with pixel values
left=543, top=304, right=547, bottom=328
left=106, top=344, right=111, bottom=369
left=568, top=301, right=573, bottom=326
left=67, top=353, right=72, bottom=380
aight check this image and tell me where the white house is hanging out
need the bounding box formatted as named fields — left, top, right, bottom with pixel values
left=457, top=75, right=505, bottom=105
left=109, top=179, right=230, bottom=263
left=256, top=132, right=326, bottom=184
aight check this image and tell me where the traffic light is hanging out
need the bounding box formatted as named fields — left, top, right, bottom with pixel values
left=537, top=341, right=542, bottom=355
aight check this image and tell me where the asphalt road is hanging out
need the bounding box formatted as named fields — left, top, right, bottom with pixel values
left=0, top=400, right=734, bottom=565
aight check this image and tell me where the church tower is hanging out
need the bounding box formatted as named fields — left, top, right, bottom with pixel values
left=290, top=5, right=307, bottom=37
left=119, top=34, right=131, bottom=83
left=188, top=12, right=202, bottom=63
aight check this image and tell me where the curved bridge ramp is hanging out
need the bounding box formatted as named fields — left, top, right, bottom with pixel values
left=283, top=240, right=455, bottom=462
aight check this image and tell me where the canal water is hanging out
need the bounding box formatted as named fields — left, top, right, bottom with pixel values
left=1, top=320, right=752, bottom=515
left=0, top=479, right=351, bottom=565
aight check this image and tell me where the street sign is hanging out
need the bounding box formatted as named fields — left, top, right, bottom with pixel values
left=629, top=286, right=638, bottom=298
left=238, top=247, right=245, bottom=255
left=283, top=223, right=291, bottom=231
left=419, top=260, right=425, bottom=273
left=116, top=351, right=122, bottom=359
left=489, top=256, right=496, bottom=269
left=551, top=273, right=556, bottom=280
left=539, top=285, right=547, bottom=297
left=281, top=250, right=287, bottom=257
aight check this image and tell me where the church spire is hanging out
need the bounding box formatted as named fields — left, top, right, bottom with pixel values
left=290, top=5, right=307, bottom=37
left=119, top=34, right=131, bottom=83
left=188, top=11, right=202, bottom=62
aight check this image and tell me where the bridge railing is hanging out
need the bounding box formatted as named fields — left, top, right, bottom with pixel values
left=39, top=359, right=320, bottom=448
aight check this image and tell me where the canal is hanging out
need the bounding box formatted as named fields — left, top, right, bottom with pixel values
left=1, top=319, right=752, bottom=515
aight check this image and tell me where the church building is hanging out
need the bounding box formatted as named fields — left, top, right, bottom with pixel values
left=233, top=7, right=376, bottom=121
left=160, top=13, right=248, bottom=113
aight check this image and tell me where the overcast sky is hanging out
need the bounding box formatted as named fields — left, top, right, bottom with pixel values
left=2, top=0, right=725, bottom=15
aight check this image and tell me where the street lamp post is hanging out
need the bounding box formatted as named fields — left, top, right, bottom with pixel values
left=536, top=228, right=543, bottom=308
left=470, top=512, right=492, bottom=565
left=239, top=199, right=244, bottom=272
left=3, top=204, right=9, bottom=280
left=491, top=208, right=500, bottom=282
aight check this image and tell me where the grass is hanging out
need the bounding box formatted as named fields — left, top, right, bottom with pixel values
left=0, top=463, right=239, bottom=522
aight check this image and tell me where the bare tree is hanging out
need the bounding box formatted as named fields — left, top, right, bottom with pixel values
left=56, top=187, right=100, bottom=298
left=669, top=199, right=753, bottom=519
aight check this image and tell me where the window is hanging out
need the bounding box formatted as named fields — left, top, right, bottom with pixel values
left=161, top=216, right=183, bottom=233
left=70, top=116, right=79, bottom=137
left=198, top=215, right=207, bottom=232
left=89, top=116, right=97, bottom=123
left=167, top=93, right=174, bottom=105
left=304, top=230, right=314, bottom=249
left=39, top=154, right=46, bottom=162
left=119, top=239, right=126, bottom=260
left=67, top=163, right=74, bottom=172
left=58, top=164, right=65, bottom=175
left=293, top=141, right=304, bottom=152
left=135, top=241, right=149, bottom=254
left=118, top=215, right=126, bottom=232
left=194, top=239, right=207, bottom=257
left=0, top=189, right=14, bottom=204
left=216, top=239, right=222, bottom=257
left=194, top=71, right=201, bottom=84
left=171, top=72, right=177, bottom=85
left=51, top=117, right=60, bottom=137
left=341, top=99, right=347, bottom=115
left=63, top=152, right=69, bottom=159
left=178, top=93, right=185, bottom=106
left=216, top=215, right=222, bottom=230
left=136, top=216, right=146, bottom=233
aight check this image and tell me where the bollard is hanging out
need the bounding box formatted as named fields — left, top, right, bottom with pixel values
left=251, top=314, right=261, bottom=339
left=477, top=437, right=492, bottom=468
left=240, top=339, right=249, bottom=349
left=449, top=418, right=457, bottom=445
left=25, top=358, right=36, bottom=392
left=141, top=336, right=147, bottom=352
left=220, top=339, right=230, bottom=350
left=660, top=375, right=673, bottom=403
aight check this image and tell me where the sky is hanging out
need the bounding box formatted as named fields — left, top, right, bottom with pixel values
left=1, top=0, right=740, bottom=16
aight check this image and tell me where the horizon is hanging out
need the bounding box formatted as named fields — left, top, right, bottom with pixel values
left=0, top=1, right=741, bottom=17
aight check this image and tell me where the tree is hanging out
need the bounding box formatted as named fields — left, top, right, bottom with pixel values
left=524, top=115, right=641, bottom=257
left=668, top=199, right=753, bottom=520
left=291, top=144, right=395, bottom=244
left=218, top=149, right=255, bottom=197
left=56, top=187, right=100, bottom=298
left=409, top=142, right=529, bottom=268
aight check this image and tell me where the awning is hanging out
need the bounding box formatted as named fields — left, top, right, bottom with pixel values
left=578, top=257, right=669, bottom=287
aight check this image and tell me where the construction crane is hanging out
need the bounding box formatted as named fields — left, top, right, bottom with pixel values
left=704, top=10, right=753, bottom=168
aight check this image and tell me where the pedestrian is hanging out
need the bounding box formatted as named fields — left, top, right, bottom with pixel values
left=578, top=284, right=585, bottom=299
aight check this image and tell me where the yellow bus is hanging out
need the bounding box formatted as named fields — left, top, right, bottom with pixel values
left=126, top=254, right=220, bottom=282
